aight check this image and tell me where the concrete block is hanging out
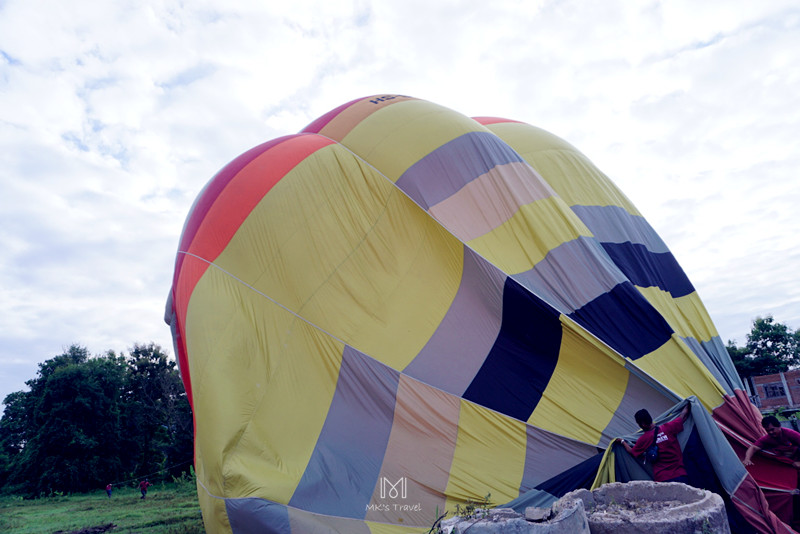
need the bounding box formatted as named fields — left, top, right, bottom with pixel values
left=443, top=500, right=589, bottom=534
left=557, top=481, right=730, bottom=534
left=524, top=506, right=552, bottom=522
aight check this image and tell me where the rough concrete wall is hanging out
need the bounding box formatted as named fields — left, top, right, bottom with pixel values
left=557, top=481, right=730, bottom=534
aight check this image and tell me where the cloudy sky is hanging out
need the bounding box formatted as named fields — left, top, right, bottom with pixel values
left=1, top=0, right=798, bottom=405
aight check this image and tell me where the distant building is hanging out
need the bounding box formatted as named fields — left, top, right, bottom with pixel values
left=749, top=369, right=800, bottom=413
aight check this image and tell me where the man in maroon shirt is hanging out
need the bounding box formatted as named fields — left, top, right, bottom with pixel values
left=616, top=404, right=691, bottom=483
left=139, top=478, right=152, bottom=499
left=743, top=415, right=800, bottom=467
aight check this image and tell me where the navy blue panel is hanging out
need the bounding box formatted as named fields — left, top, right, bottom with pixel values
left=569, top=282, right=674, bottom=360
left=601, top=242, right=695, bottom=298
left=396, top=131, right=525, bottom=209
left=289, top=347, right=399, bottom=518
left=534, top=453, right=603, bottom=498
left=463, top=278, right=562, bottom=422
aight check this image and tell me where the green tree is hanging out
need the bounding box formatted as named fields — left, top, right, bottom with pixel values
left=122, top=343, right=193, bottom=480
left=728, top=316, right=800, bottom=380
left=0, top=390, right=30, bottom=491
left=727, top=341, right=753, bottom=378
left=4, top=346, right=127, bottom=495
left=1, top=346, right=92, bottom=494
left=0, top=342, right=193, bottom=495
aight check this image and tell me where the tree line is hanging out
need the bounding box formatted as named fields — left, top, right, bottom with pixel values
left=0, top=343, right=192, bottom=497
left=727, top=316, right=800, bottom=380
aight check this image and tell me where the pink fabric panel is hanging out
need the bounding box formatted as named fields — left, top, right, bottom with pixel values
left=428, top=161, right=556, bottom=241
left=364, top=374, right=460, bottom=525
left=731, top=475, right=796, bottom=534
left=714, top=390, right=766, bottom=443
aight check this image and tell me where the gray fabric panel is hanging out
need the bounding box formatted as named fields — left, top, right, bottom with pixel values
left=288, top=507, right=372, bottom=534
left=514, top=236, right=629, bottom=315
left=685, top=397, right=749, bottom=492
left=622, top=362, right=683, bottom=404
left=601, top=373, right=677, bottom=448
left=518, top=424, right=598, bottom=494
left=702, top=336, right=745, bottom=391
left=571, top=205, right=669, bottom=253
left=403, top=247, right=505, bottom=396
left=681, top=337, right=733, bottom=395
left=681, top=336, right=743, bottom=394
left=289, top=347, right=399, bottom=518
left=499, top=488, right=559, bottom=510
left=226, top=497, right=373, bottom=534
left=611, top=440, right=654, bottom=481
left=227, top=497, right=291, bottom=534
left=396, top=131, right=526, bottom=209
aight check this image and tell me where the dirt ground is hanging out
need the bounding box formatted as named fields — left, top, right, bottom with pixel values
left=53, top=523, right=117, bottom=534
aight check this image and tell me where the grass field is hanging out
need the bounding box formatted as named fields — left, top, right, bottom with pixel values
left=0, top=479, right=205, bottom=534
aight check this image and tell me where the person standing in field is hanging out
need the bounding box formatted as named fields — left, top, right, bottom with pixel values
left=139, top=479, right=151, bottom=499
